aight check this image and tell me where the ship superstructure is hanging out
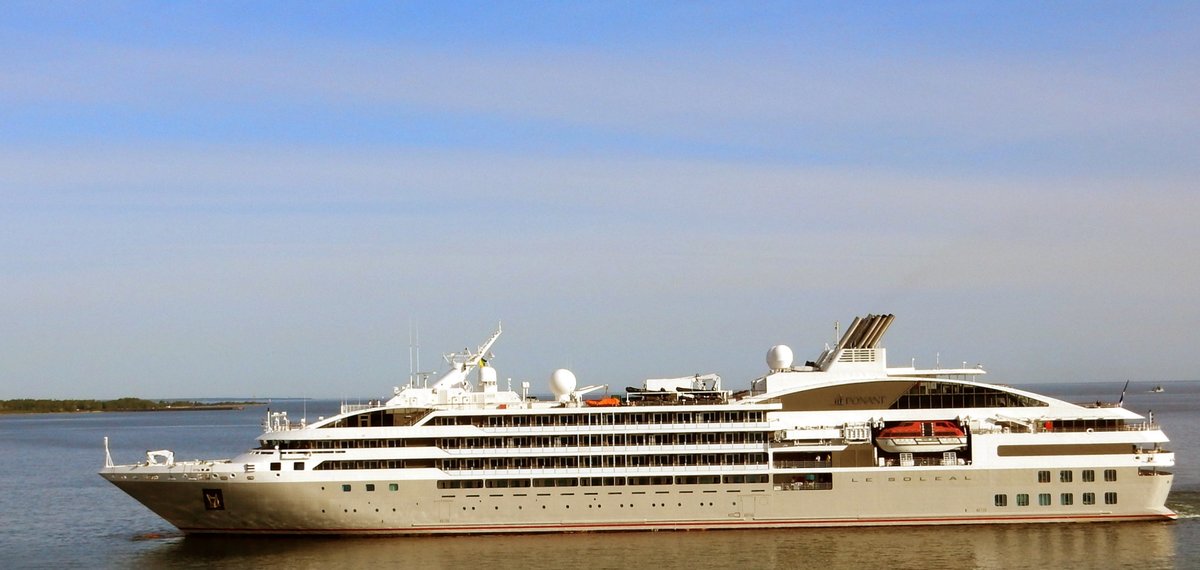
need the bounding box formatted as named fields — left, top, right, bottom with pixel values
left=100, top=315, right=1175, bottom=534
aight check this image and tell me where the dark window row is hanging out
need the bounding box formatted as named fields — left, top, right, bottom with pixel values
left=891, top=381, right=1047, bottom=409
left=339, top=483, right=400, bottom=492
left=322, top=408, right=433, bottom=429
left=435, top=474, right=769, bottom=490
left=262, top=429, right=767, bottom=452
left=429, top=410, right=766, bottom=428
left=442, top=452, right=768, bottom=471
left=996, top=492, right=1116, bottom=507
left=1038, top=469, right=1116, bottom=483
left=262, top=438, right=435, bottom=451
left=439, top=430, right=766, bottom=450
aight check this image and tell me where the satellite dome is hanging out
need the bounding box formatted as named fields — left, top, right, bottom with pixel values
left=549, top=369, right=577, bottom=400
left=478, top=364, right=498, bottom=385
left=767, top=345, right=794, bottom=371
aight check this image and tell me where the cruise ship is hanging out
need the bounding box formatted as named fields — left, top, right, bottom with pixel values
left=99, top=314, right=1176, bottom=534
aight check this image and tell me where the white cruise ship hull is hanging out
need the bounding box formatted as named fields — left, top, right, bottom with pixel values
left=103, top=466, right=1175, bottom=535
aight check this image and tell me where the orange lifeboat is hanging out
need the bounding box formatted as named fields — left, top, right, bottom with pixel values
left=585, top=397, right=621, bottom=407
left=876, top=420, right=967, bottom=453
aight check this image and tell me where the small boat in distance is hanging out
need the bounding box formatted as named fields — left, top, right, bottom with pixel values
left=1150, top=385, right=1165, bottom=393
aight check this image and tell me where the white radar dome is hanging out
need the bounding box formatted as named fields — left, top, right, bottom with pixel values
left=767, top=345, right=794, bottom=371
left=478, top=365, right=498, bottom=385
left=550, top=369, right=577, bottom=400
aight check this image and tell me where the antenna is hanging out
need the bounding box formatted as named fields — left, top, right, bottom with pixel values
left=408, top=319, right=422, bottom=386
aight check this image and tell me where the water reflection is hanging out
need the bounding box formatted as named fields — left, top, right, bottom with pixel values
left=132, top=522, right=1179, bottom=570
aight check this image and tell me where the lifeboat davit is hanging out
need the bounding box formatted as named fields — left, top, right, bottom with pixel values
left=876, top=420, right=967, bottom=453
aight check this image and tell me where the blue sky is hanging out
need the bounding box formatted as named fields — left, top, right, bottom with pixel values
left=2, top=2, right=1198, bottom=399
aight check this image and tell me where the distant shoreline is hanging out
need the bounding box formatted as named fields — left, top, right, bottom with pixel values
left=0, top=398, right=266, bottom=415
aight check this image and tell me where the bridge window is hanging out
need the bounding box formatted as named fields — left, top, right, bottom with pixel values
left=891, top=381, right=1048, bottom=409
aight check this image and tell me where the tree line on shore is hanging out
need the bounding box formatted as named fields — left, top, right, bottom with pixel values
left=0, top=398, right=257, bottom=413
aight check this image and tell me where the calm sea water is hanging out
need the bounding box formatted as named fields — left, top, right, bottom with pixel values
left=1, top=381, right=1198, bottom=569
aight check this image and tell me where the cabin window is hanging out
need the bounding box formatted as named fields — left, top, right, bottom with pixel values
left=1104, top=469, right=1117, bottom=482
left=294, top=462, right=305, bottom=470
left=1038, top=470, right=1050, bottom=483
left=1059, top=470, right=1073, bottom=483
left=994, top=494, right=1007, bottom=507
left=1060, top=493, right=1073, bottom=505
left=1038, top=493, right=1051, bottom=506
left=389, top=483, right=399, bottom=491
left=270, top=462, right=281, bottom=471
left=341, top=484, right=351, bottom=492
left=365, top=484, right=375, bottom=492
left=1105, top=492, right=1118, bottom=505
left=436, top=479, right=483, bottom=489
left=1083, top=492, right=1096, bottom=505
left=1016, top=494, right=1029, bottom=506
left=1082, top=470, right=1095, bottom=482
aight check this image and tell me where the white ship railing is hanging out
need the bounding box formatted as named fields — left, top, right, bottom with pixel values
left=974, top=422, right=1162, bottom=435
left=772, top=460, right=832, bottom=469
left=340, top=403, right=381, bottom=414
